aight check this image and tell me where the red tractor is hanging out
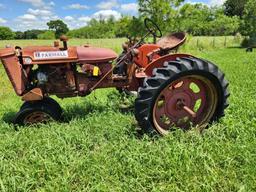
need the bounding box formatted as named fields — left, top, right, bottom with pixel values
left=0, top=19, right=229, bottom=135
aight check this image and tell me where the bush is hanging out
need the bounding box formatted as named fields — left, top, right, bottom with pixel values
left=24, top=30, right=46, bottom=39
left=38, top=31, right=55, bottom=40
left=0, top=26, right=15, bottom=40
left=15, top=31, right=25, bottom=39
left=234, top=32, right=243, bottom=44
left=241, top=35, right=256, bottom=47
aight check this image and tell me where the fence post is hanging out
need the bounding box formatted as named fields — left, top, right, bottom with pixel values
left=212, top=37, right=215, bottom=48
left=224, top=36, right=227, bottom=47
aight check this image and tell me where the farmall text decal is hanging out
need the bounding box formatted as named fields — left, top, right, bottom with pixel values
left=34, top=51, right=69, bottom=60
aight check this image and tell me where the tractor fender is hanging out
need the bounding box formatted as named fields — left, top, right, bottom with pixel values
left=144, top=53, right=194, bottom=76
left=0, top=48, right=28, bottom=96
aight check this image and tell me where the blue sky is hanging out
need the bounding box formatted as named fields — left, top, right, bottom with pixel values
left=0, top=0, right=225, bottom=31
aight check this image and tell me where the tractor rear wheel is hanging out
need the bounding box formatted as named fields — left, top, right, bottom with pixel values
left=135, top=57, right=229, bottom=135
left=15, top=97, right=62, bottom=125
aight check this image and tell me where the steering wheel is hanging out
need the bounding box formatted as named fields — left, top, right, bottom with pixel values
left=144, top=18, right=162, bottom=38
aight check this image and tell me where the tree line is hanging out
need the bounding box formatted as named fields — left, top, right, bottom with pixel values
left=0, top=0, right=255, bottom=46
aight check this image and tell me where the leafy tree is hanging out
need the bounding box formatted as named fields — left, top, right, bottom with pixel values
left=37, top=31, right=55, bottom=39
left=177, top=3, right=211, bottom=35
left=242, top=0, right=256, bottom=46
left=177, top=4, right=240, bottom=36
left=115, top=16, right=132, bottom=37
left=0, top=26, right=14, bottom=40
left=209, top=14, right=240, bottom=36
left=47, top=20, right=69, bottom=38
left=126, top=16, right=146, bottom=38
left=243, top=0, right=256, bottom=36
left=68, top=17, right=122, bottom=39
left=138, top=0, right=185, bottom=33
left=224, top=0, right=248, bottom=18
left=15, top=31, right=25, bottom=39
left=67, top=2, right=244, bottom=39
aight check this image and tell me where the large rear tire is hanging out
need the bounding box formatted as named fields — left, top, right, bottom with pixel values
left=135, top=57, right=229, bottom=135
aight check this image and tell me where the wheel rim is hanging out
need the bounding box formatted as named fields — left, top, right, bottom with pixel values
left=24, top=111, right=52, bottom=124
left=153, top=75, right=218, bottom=134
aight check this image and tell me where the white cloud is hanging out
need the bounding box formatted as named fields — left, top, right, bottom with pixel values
left=0, top=18, right=7, bottom=24
left=17, top=14, right=37, bottom=21
left=14, top=6, right=58, bottom=31
left=18, top=0, right=44, bottom=7
left=14, top=21, right=48, bottom=31
left=18, top=0, right=55, bottom=9
left=64, top=10, right=122, bottom=30
left=64, top=9, right=122, bottom=29
left=64, top=16, right=90, bottom=29
left=93, top=10, right=121, bottom=20
left=209, top=0, right=226, bottom=6
left=10, top=1, right=123, bottom=31
left=120, top=3, right=138, bottom=13
left=41, top=15, right=59, bottom=21
left=27, top=8, right=53, bottom=17
left=64, top=3, right=89, bottom=10
left=96, top=0, right=118, bottom=10
left=64, top=16, right=74, bottom=21
left=78, top=16, right=91, bottom=23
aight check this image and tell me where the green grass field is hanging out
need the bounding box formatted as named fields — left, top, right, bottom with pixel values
left=0, top=37, right=256, bottom=191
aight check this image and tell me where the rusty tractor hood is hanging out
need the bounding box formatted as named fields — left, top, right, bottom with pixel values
left=76, top=46, right=118, bottom=63
left=0, top=46, right=118, bottom=65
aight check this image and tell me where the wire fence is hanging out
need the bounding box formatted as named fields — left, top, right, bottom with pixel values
left=182, top=35, right=243, bottom=51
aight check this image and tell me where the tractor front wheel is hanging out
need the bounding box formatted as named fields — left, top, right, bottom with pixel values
left=135, top=57, right=229, bottom=135
left=14, top=97, right=62, bottom=125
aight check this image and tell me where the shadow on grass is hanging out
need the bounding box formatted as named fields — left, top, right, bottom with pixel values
left=226, top=46, right=244, bottom=49
left=1, top=93, right=143, bottom=138
left=62, top=102, right=107, bottom=122
left=1, top=106, right=147, bottom=139
left=2, top=111, right=16, bottom=124
left=62, top=100, right=144, bottom=138
left=2, top=101, right=135, bottom=124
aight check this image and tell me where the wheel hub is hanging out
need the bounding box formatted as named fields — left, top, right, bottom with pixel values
left=165, top=91, right=193, bottom=121
left=24, top=111, right=51, bottom=124
left=153, top=75, right=218, bottom=132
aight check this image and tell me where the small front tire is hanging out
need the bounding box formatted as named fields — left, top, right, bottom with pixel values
left=15, top=98, right=62, bottom=125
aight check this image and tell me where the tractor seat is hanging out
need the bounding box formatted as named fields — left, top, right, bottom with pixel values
left=77, top=46, right=118, bottom=63
left=157, top=32, right=186, bottom=51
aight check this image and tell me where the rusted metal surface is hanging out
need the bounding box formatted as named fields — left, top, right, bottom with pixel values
left=22, top=46, right=78, bottom=65
left=77, top=46, right=118, bottom=63
left=152, top=75, right=217, bottom=133
left=144, top=54, right=193, bottom=76
left=134, top=44, right=160, bottom=68
left=54, top=41, right=60, bottom=48
left=156, top=32, right=186, bottom=51
left=0, top=48, right=27, bottom=96
left=60, top=35, right=69, bottom=50
left=22, top=88, right=43, bottom=101
left=24, top=111, right=51, bottom=124
left=0, top=47, right=16, bottom=57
